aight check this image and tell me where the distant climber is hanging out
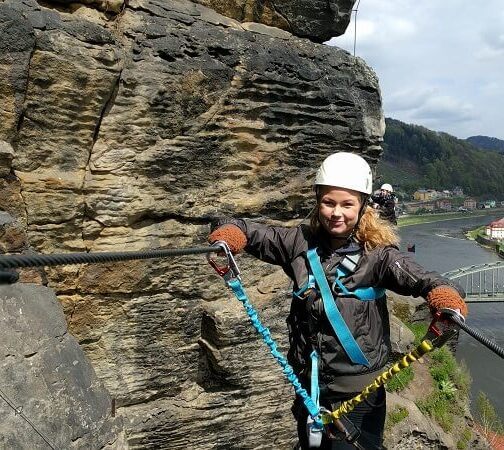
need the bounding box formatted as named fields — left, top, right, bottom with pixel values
left=371, top=183, right=398, bottom=225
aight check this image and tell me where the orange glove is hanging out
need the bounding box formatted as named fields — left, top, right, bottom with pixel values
left=426, top=286, right=468, bottom=318
left=208, top=224, right=247, bottom=255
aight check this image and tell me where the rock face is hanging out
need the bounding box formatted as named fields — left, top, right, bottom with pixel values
left=0, top=283, right=125, bottom=449
left=385, top=393, right=490, bottom=450
left=0, top=0, right=384, bottom=448
left=191, top=0, right=357, bottom=42
left=385, top=393, right=455, bottom=449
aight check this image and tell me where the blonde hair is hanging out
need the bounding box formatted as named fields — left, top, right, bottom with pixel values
left=355, top=207, right=400, bottom=250
left=310, top=199, right=400, bottom=251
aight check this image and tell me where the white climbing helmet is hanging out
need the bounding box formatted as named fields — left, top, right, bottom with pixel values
left=380, top=183, right=393, bottom=192
left=314, top=152, right=373, bottom=195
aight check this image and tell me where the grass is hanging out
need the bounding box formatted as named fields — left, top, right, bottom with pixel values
left=386, top=365, right=414, bottom=392
left=398, top=207, right=504, bottom=228
left=383, top=320, right=474, bottom=440
left=407, top=322, right=428, bottom=345
left=385, top=405, right=409, bottom=430
left=456, top=427, right=472, bottom=449
left=401, top=323, right=471, bottom=433
left=416, top=346, right=471, bottom=432
left=465, top=226, right=485, bottom=240
left=385, top=322, right=428, bottom=393
left=398, top=211, right=489, bottom=227
left=476, top=392, right=504, bottom=434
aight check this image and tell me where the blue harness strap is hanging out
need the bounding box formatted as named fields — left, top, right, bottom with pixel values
left=307, top=350, right=323, bottom=443
left=334, top=267, right=386, bottom=301
left=306, top=249, right=369, bottom=367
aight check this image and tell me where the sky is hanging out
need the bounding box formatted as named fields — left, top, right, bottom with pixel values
left=327, top=0, right=504, bottom=140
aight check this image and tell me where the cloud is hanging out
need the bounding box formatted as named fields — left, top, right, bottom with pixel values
left=325, top=0, right=504, bottom=138
left=409, top=96, right=476, bottom=123
left=386, top=87, right=476, bottom=129
left=386, top=87, right=438, bottom=112
left=327, top=16, right=416, bottom=52
left=477, top=21, right=504, bottom=59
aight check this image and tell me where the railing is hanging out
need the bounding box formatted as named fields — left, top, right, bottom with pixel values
left=443, top=261, right=504, bottom=303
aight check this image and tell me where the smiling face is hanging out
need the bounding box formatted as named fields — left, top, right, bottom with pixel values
left=318, top=185, right=362, bottom=238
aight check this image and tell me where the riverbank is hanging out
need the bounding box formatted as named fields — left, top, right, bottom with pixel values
left=464, top=224, right=504, bottom=259
left=399, top=217, right=504, bottom=425
left=398, top=208, right=504, bottom=228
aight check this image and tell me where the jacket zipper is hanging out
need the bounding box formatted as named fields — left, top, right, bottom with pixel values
left=394, top=260, right=418, bottom=283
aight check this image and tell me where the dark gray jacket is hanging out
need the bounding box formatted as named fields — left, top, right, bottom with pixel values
left=218, top=218, right=463, bottom=394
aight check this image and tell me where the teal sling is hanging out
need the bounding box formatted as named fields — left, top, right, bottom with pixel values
left=306, top=248, right=370, bottom=367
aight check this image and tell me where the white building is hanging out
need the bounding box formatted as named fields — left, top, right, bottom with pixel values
left=486, top=218, right=504, bottom=239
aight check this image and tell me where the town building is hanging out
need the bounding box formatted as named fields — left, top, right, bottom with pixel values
left=463, top=198, right=477, bottom=210
left=453, top=186, right=464, bottom=197
left=404, top=201, right=435, bottom=213
left=413, top=189, right=438, bottom=201
left=486, top=218, right=504, bottom=239
left=435, top=199, right=452, bottom=211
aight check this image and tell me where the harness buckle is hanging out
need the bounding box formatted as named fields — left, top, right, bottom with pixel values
left=207, top=241, right=241, bottom=284
left=306, top=414, right=324, bottom=448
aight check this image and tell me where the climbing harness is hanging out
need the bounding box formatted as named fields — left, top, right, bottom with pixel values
left=209, top=243, right=404, bottom=448
left=209, top=244, right=386, bottom=448
left=208, top=241, right=324, bottom=431
left=306, top=248, right=369, bottom=367
left=305, top=248, right=386, bottom=366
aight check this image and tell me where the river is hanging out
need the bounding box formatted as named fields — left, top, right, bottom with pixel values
left=398, top=213, right=504, bottom=419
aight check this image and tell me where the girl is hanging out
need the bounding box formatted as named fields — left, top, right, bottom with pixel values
left=209, top=152, right=467, bottom=449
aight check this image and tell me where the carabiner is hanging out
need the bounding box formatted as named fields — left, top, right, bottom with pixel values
left=425, top=308, right=462, bottom=348
left=207, top=241, right=241, bottom=284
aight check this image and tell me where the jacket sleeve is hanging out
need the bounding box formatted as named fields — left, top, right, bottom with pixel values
left=377, top=247, right=465, bottom=298
left=212, top=218, right=299, bottom=266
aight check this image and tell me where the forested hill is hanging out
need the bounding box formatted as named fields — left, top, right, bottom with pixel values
left=466, top=135, right=504, bottom=153
left=380, top=118, right=504, bottom=198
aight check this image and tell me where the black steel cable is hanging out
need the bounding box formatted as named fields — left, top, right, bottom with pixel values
left=353, top=0, right=362, bottom=57
left=0, top=246, right=221, bottom=270
left=450, top=315, right=504, bottom=359
left=0, top=386, right=57, bottom=449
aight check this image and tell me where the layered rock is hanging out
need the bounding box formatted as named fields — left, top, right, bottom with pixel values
left=191, top=0, right=357, bottom=42
left=0, top=0, right=384, bottom=447
left=0, top=283, right=125, bottom=449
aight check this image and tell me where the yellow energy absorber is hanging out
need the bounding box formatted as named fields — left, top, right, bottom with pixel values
left=321, top=340, right=434, bottom=425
